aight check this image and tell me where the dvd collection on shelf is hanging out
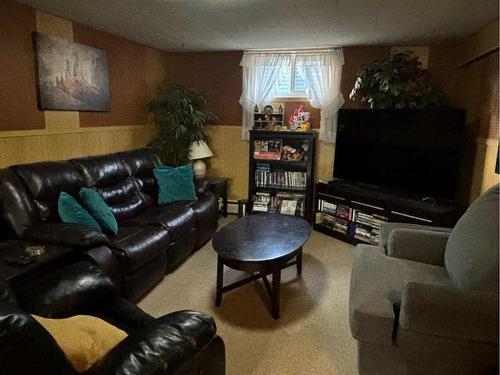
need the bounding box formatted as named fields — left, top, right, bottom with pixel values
left=255, top=163, right=307, bottom=189
left=315, top=199, right=388, bottom=244
left=253, top=192, right=306, bottom=216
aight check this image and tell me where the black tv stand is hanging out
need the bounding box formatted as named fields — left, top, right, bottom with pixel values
left=314, top=180, right=464, bottom=246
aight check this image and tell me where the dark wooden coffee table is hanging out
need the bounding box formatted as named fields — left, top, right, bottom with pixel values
left=212, top=213, right=311, bottom=319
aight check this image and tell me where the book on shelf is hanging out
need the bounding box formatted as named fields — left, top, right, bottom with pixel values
left=253, top=192, right=271, bottom=212
left=254, top=170, right=307, bottom=190
left=252, top=191, right=305, bottom=217
left=352, top=209, right=388, bottom=228
left=280, top=200, right=298, bottom=215
left=335, top=204, right=351, bottom=220
left=316, top=199, right=388, bottom=244
left=322, top=201, right=337, bottom=215
left=274, top=192, right=305, bottom=216
left=333, top=218, right=348, bottom=234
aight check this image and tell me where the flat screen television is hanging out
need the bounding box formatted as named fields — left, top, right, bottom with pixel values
left=334, top=109, right=466, bottom=200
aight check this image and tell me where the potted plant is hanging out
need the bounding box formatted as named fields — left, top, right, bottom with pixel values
left=349, top=53, right=446, bottom=109
left=148, top=83, right=217, bottom=166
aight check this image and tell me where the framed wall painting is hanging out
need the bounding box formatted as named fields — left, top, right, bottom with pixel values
left=33, top=32, right=110, bottom=111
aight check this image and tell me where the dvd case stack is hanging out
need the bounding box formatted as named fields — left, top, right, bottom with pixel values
left=253, top=192, right=271, bottom=212
left=254, top=169, right=307, bottom=189
left=316, top=198, right=388, bottom=244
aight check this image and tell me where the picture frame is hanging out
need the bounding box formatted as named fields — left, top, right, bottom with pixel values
left=33, top=32, right=110, bottom=112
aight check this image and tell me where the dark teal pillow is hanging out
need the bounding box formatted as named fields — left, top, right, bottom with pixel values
left=153, top=165, right=197, bottom=204
left=79, top=188, right=118, bottom=235
left=58, top=192, right=102, bottom=232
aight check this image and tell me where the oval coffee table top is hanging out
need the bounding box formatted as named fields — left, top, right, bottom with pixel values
left=212, top=214, right=311, bottom=263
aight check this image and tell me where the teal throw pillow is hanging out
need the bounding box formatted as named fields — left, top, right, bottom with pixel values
left=154, top=165, right=197, bottom=204
left=58, top=192, right=102, bottom=232
left=79, top=188, right=118, bottom=235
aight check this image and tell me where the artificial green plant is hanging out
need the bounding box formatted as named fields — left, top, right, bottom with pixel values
left=148, top=83, right=217, bottom=166
left=349, top=52, right=447, bottom=109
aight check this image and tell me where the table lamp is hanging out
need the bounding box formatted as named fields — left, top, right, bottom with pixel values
left=189, top=140, right=213, bottom=178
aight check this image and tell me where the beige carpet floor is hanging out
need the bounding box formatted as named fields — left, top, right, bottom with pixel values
left=139, top=216, right=358, bottom=375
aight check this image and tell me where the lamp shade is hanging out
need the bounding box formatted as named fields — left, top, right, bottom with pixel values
left=189, top=140, right=213, bottom=160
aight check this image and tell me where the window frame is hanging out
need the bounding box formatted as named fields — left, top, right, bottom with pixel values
left=275, top=58, right=307, bottom=99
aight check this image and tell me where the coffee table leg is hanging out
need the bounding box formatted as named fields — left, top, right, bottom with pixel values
left=272, top=267, right=281, bottom=319
left=296, top=247, right=303, bottom=275
left=215, top=256, right=223, bottom=307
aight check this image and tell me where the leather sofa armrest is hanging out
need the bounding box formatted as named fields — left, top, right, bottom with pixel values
left=0, top=306, right=78, bottom=374
left=87, top=310, right=218, bottom=375
left=23, top=223, right=109, bottom=249
left=83, top=246, right=123, bottom=292
left=387, top=228, right=450, bottom=266
left=380, top=222, right=452, bottom=250
left=93, top=296, right=156, bottom=333
left=399, top=282, right=499, bottom=344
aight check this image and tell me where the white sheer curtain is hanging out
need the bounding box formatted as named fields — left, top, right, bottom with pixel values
left=239, top=49, right=344, bottom=142
left=296, top=50, right=345, bottom=143
left=239, top=53, right=291, bottom=140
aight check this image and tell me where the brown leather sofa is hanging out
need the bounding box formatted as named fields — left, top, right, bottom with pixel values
left=0, top=148, right=219, bottom=301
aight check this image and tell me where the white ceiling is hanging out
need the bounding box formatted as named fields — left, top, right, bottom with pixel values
left=20, top=0, right=499, bottom=52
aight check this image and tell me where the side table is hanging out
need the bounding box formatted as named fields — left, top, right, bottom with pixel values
left=206, top=177, right=229, bottom=217
left=0, top=240, right=77, bottom=285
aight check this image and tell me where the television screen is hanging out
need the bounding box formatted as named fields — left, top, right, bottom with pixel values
left=334, top=109, right=466, bottom=200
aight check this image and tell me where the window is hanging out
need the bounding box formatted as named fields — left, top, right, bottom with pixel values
left=240, top=49, right=345, bottom=142
left=275, top=60, right=306, bottom=97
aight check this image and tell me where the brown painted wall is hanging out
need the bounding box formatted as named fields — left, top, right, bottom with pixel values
left=74, top=23, right=149, bottom=127
left=165, top=45, right=461, bottom=127
left=0, top=0, right=167, bottom=133
left=0, top=0, right=44, bottom=131
left=166, top=52, right=243, bottom=125
left=341, top=46, right=392, bottom=108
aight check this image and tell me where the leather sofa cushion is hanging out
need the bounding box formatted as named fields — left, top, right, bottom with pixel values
left=72, top=154, right=129, bottom=188
left=11, top=161, right=85, bottom=222
left=72, top=155, right=148, bottom=222
left=33, top=314, right=127, bottom=373
left=349, top=244, right=453, bottom=345
left=118, top=149, right=161, bottom=206
left=0, top=169, right=38, bottom=237
left=122, top=203, right=196, bottom=241
left=108, top=226, right=170, bottom=273
left=445, top=184, right=499, bottom=293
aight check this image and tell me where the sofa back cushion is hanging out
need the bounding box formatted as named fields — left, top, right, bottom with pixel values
left=118, top=149, right=161, bottom=207
left=72, top=154, right=147, bottom=222
left=11, top=162, right=85, bottom=222
left=0, top=169, right=39, bottom=236
left=444, top=184, right=499, bottom=293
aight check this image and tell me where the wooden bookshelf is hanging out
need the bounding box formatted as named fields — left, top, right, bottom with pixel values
left=248, top=130, right=315, bottom=222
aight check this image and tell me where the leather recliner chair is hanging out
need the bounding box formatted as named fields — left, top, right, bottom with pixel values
left=2, top=260, right=225, bottom=375
left=0, top=148, right=219, bottom=301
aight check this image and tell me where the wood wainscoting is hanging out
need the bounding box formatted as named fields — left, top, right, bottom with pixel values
left=0, top=124, right=156, bottom=168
